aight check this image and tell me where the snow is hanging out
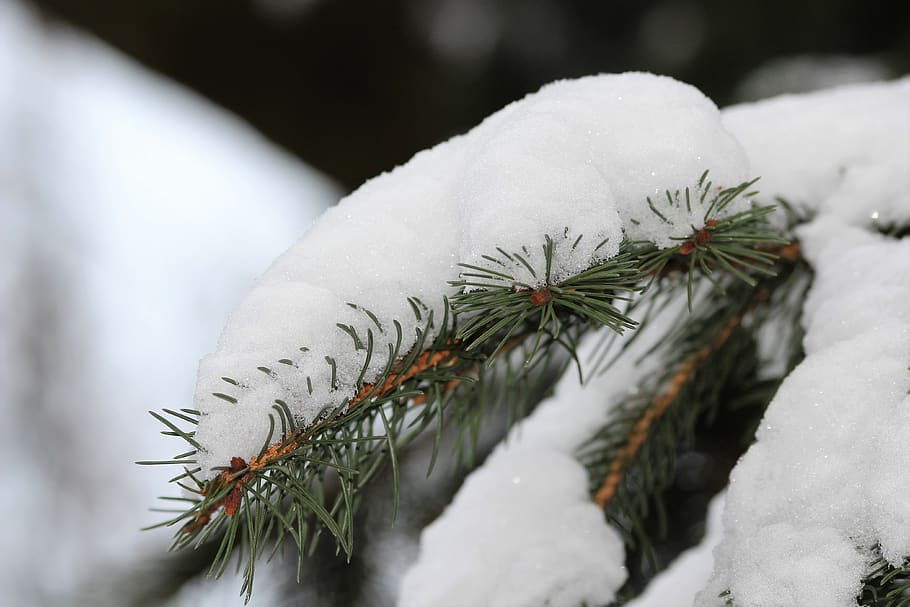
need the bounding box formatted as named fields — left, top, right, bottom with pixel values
left=458, top=74, right=748, bottom=280
left=399, top=450, right=626, bottom=607
left=694, top=79, right=910, bottom=606
left=696, top=224, right=910, bottom=606
left=195, top=139, right=467, bottom=471
left=722, top=77, right=910, bottom=228
left=195, top=71, right=749, bottom=475
left=0, top=1, right=336, bottom=605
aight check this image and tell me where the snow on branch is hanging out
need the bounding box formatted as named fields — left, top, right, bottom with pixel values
left=691, top=77, right=910, bottom=607
left=696, top=224, right=910, bottom=605
left=190, top=72, right=749, bottom=475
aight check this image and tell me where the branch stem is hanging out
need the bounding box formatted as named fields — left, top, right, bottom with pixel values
left=593, top=301, right=754, bottom=509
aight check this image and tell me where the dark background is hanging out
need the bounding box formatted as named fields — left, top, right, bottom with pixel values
left=25, top=0, right=910, bottom=190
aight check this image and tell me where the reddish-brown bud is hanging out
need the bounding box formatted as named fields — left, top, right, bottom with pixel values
left=694, top=229, right=712, bottom=246
left=529, top=288, right=552, bottom=306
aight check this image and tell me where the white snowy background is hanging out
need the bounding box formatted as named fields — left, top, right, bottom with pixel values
left=0, top=1, right=337, bottom=605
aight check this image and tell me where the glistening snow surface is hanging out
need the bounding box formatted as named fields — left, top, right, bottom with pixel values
left=722, top=78, right=910, bottom=230
left=194, top=72, right=749, bottom=474
left=692, top=77, right=910, bottom=607
left=695, top=223, right=910, bottom=607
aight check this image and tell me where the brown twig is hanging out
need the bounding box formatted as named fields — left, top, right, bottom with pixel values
left=182, top=341, right=462, bottom=533
left=408, top=331, right=533, bottom=406
left=587, top=241, right=809, bottom=509
left=775, top=241, right=801, bottom=262
left=592, top=301, right=758, bottom=509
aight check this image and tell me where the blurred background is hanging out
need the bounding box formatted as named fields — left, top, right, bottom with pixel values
left=0, top=0, right=907, bottom=605
left=24, top=0, right=910, bottom=189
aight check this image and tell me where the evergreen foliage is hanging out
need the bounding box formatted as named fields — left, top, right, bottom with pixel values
left=860, top=553, right=910, bottom=607
left=142, top=175, right=907, bottom=605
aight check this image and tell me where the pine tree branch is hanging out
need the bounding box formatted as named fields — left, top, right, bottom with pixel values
left=143, top=176, right=792, bottom=600
left=592, top=299, right=756, bottom=509
left=581, top=242, right=810, bottom=597
left=592, top=244, right=801, bottom=500
left=859, top=551, right=910, bottom=607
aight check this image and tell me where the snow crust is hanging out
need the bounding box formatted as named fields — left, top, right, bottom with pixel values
left=195, top=72, right=749, bottom=474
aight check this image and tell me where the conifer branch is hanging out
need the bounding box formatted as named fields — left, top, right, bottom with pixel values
left=581, top=244, right=810, bottom=593
left=183, top=342, right=465, bottom=533
left=593, top=300, right=755, bottom=509
left=143, top=175, right=792, bottom=600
